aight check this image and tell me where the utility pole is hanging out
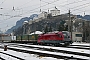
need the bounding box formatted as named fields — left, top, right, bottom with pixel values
left=68, top=10, right=72, bottom=41
left=71, top=15, right=73, bottom=41
left=68, top=10, right=70, bottom=32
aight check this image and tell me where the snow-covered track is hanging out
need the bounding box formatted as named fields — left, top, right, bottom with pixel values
left=3, top=43, right=90, bottom=57
left=0, top=51, right=24, bottom=60
left=67, top=45, right=90, bottom=50
left=8, top=46, right=90, bottom=60
left=16, top=44, right=89, bottom=57
left=71, top=45, right=90, bottom=47
left=6, top=42, right=90, bottom=50
left=0, top=56, right=5, bottom=60
left=0, top=43, right=90, bottom=60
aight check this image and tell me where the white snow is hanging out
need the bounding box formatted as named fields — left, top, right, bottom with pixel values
left=18, top=44, right=90, bottom=54
left=7, top=46, right=90, bottom=60
left=0, top=42, right=90, bottom=60
left=72, top=42, right=90, bottom=46
left=0, top=48, right=62, bottom=60
left=30, top=31, right=43, bottom=35
left=69, top=45, right=90, bottom=49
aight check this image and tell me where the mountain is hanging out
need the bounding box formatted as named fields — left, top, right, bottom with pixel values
left=6, top=14, right=90, bottom=34
left=5, top=14, right=38, bottom=34
left=14, top=14, right=70, bottom=35
left=77, top=15, right=90, bottom=20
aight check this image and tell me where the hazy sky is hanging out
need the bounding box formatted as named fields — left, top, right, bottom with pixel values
left=0, top=0, right=90, bottom=32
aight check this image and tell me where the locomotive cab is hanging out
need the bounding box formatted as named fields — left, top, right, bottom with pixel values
left=62, top=31, right=73, bottom=46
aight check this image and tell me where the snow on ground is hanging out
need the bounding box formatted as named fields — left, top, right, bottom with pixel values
left=30, top=31, right=43, bottom=35
left=72, top=42, right=90, bottom=46
left=0, top=48, right=63, bottom=60
left=0, top=42, right=90, bottom=60
left=19, top=43, right=90, bottom=54
left=6, top=46, right=89, bottom=59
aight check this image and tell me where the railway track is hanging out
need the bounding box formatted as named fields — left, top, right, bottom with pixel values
left=67, top=45, right=90, bottom=49
left=0, top=52, right=24, bottom=60
left=0, top=43, right=90, bottom=60
left=10, top=44, right=90, bottom=57
left=2, top=42, right=90, bottom=50
left=0, top=56, right=5, bottom=60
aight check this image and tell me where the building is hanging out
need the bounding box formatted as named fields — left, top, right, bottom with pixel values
left=38, top=11, right=48, bottom=19
left=50, top=6, right=60, bottom=16
left=71, top=32, right=83, bottom=42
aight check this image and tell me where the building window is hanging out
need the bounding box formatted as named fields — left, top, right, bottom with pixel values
left=75, top=34, right=82, bottom=37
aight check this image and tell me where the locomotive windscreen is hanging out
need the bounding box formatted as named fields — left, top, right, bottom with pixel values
left=62, top=32, right=68, bottom=38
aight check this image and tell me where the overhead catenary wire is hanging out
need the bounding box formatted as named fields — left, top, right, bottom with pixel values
left=1, top=4, right=90, bottom=24
left=72, top=3, right=90, bottom=11
left=16, top=0, right=60, bottom=15
left=60, top=1, right=90, bottom=14
left=11, top=0, right=89, bottom=17
left=0, top=0, right=35, bottom=17
left=0, top=0, right=87, bottom=18
left=0, top=0, right=53, bottom=17
left=20, top=0, right=86, bottom=15
left=0, top=2, right=41, bottom=26
left=0, top=10, right=40, bottom=24
left=0, top=0, right=90, bottom=30
left=0, top=0, right=61, bottom=30
left=66, top=2, right=90, bottom=15
left=0, top=0, right=89, bottom=21
left=72, top=5, right=90, bottom=15
left=54, top=0, right=88, bottom=11
left=44, top=0, right=88, bottom=11
left=0, top=0, right=6, bottom=10
left=0, top=0, right=44, bottom=20
left=0, top=0, right=6, bottom=6
left=0, top=0, right=60, bottom=20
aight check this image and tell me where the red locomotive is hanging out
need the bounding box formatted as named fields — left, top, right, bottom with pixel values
left=38, top=31, right=72, bottom=46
